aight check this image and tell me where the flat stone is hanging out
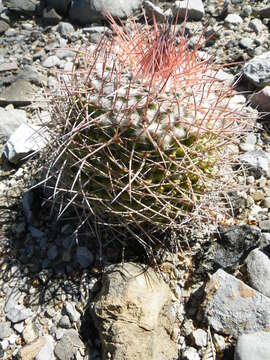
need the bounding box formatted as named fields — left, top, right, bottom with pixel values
left=173, top=0, right=205, bottom=20
left=0, top=79, right=36, bottom=106
left=15, top=65, right=45, bottom=86
left=0, top=322, right=12, bottom=340
left=82, top=26, right=112, bottom=35
left=4, top=0, right=38, bottom=14
left=234, top=331, right=270, bottom=360
left=0, top=62, right=18, bottom=72
left=239, top=37, right=254, bottom=50
left=4, top=123, right=49, bottom=164
left=54, top=329, right=84, bottom=360
left=18, top=335, right=54, bottom=360
left=0, top=106, right=27, bottom=143
left=204, top=269, right=270, bottom=337
left=6, top=306, right=33, bottom=324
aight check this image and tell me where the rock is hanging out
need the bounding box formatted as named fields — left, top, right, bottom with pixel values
left=249, top=19, right=265, bottom=34
left=42, top=7, right=62, bottom=25
left=0, top=20, right=9, bottom=34
left=143, top=0, right=166, bottom=21
left=58, top=315, right=71, bottom=329
left=213, top=333, right=226, bottom=352
left=0, top=79, right=36, bottom=106
left=234, top=331, right=270, bottom=360
left=239, top=37, right=254, bottom=50
left=16, top=65, right=45, bottom=86
left=63, top=302, right=80, bottom=323
left=6, top=306, right=33, bottom=324
left=250, top=86, right=270, bottom=113
left=82, top=26, right=111, bottom=35
left=243, top=52, right=270, bottom=88
left=211, top=225, right=261, bottom=269
left=3, top=123, right=49, bottom=164
left=0, top=106, right=27, bottom=143
left=0, top=322, right=12, bottom=340
left=4, top=0, right=38, bottom=14
left=57, top=22, right=75, bottom=38
left=172, top=0, right=205, bottom=21
left=191, top=329, right=207, bottom=348
left=225, top=13, right=243, bottom=25
left=22, top=321, right=39, bottom=344
left=18, top=335, right=54, bottom=360
left=204, top=269, right=270, bottom=337
left=13, top=322, right=24, bottom=334
left=92, top=262, right=178, bottom=360
left=54, top=49, right=76, bottom=60
left=42, top=55, right=61, bottom=68
left=182, top=347, right=200, bottom=360
left=46, top=0, right=71, bottom=15
left=54, top=329, right=84, bottom=360
left=0, top=61, right=18, bottom=72
left=246, top=249, right=270, bottom=298
left=47, top=245, right=58, bottom=260
left=240, top=150, right=270, bottom=178
left=76, top=246, right=94, bottom=268
left=69, top=0, right=143, bottom=24
left=259, top=7, right=270, bottom=19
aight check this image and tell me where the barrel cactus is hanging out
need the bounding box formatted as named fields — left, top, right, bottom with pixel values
left=43, top=15, right=253, bottom=248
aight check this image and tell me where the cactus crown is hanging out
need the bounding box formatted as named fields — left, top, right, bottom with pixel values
left=44, top=14, right=253, bottom=250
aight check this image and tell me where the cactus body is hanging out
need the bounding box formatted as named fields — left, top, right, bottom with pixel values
left=44, top=16, right=254, bottom=246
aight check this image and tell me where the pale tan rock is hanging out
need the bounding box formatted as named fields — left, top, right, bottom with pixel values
left=18, top=336, right=46, bottom=359
left=92, top=262, right=178, bottom=360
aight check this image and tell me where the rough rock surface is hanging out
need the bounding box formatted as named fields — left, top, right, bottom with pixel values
left=204, top=269, right=270, bottom=338
left=92, top=263, right=178, bottom=360
left=234, top=331, right=270, bottom=360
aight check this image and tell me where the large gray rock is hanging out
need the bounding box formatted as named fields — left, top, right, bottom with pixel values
left=92, top=262, right=178, bottom=360
left=243, top=52, right=270, bottom=88
left=204, top=269, right=270, bottom=337
left=173, top=0, right=205, bottom=20
left=4, top=123, right=49, bottom=164
left=0, top=107, right=27, bottom=143
left=54, top=329, right=84, bottom=360
left=69, top=0, right=143, bottom=24
left=0, top=79, right=36, bottom=107
left=234, top=332, right=270, bottom=360
left=246, top=249, right=270, bottom=298
left=3, top=0, right=38, bottom=14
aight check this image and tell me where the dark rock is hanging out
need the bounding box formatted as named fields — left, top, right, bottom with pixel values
left=46, top=0, right=71, bottom=15
left=69, top=0, right=143, bottom=24
left=42, top=7, right=62, bottom=25
left=211, top=225, right=261, bottom=270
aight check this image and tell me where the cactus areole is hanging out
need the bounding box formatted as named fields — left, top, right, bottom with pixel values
left=46, top=14, right=253, bottom=247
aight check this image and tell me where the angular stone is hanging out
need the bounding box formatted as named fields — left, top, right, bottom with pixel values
left=243, top=51, right=270, bottom=88
left=173, top=0, right=204, bottom=20
left=18, top=336, right=54, bottom=360
left=0, top=62, right=18, bottom=72
left=92, top=262, right=178, bottom=360
left=204, top=269, right=270, bottom=337
left=54, top=329, right=84, bottom=360
left=22, top=321, right=39, bottom=344
left=4, top=123, right=49, bottom=164
left=63, top=302, right=80, bottom=323
left=225, top=13, right=243, bottom=25
left=0, top=79, right=36, bottom=106
left=234, top=331, right=270, bottom=360
left=57, top=22, right=75, bottom=38
left=0, top=106, right=27, bottom=143
left=0, top=322, right=12, bottom=339
left=42, top=7, right=62, bottom=25
left=250, top=86, right=270, bottom=113
left=42, top=55, right=61, bottom=69
left=6, top=306, right=33, bottom=324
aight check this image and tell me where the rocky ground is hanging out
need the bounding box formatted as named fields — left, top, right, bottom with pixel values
left=1, top=0, right=270, bottom=359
